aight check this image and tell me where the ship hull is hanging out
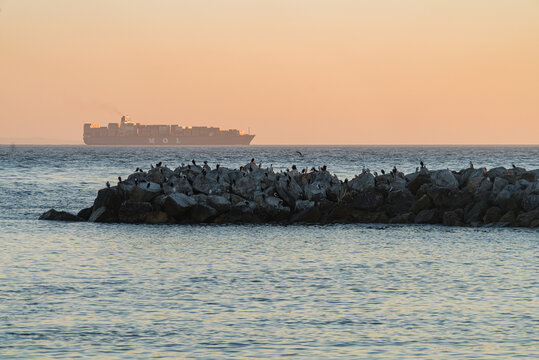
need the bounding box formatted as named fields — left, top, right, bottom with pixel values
left=84, top=135, right=255, bottom=146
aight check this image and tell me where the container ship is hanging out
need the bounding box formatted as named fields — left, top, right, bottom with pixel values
left=83, top=116, right=255, bottom=145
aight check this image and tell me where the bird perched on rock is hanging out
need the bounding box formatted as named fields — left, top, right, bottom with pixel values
left=156, top=162, right=162, bottom=167
left=192, top=160, right=196, bottom=166
left=106, top=181, right=110, bottom=188
left=216, top=164, right=220, bottom=170
left=321, top=165, right=327, bottom=172
left=512, top=163, right=516, bottom=169
left=420, top=160, right=424, bottom=168
left=381, top=169, right=385, bottom=175
left=118, top=176, right=122, bottom=182
left=469, top=161, right=474, bottom=169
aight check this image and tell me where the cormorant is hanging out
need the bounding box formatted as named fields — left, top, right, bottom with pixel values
left=106, top=181, right=110, bottom=188
left=118, top=176, right=122, bottom=182
left=420, top=160, right=424, bottom=168
left=381, top=169, right=385, bottom=175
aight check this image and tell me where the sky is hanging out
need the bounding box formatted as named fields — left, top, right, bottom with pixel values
left=0, top=0, right=538, bottom=145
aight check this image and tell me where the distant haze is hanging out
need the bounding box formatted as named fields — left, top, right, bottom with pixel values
left=0, top=0, right=538, bottom=145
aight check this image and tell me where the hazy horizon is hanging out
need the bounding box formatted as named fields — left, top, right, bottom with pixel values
left=1, top=0, right=538, bottom=145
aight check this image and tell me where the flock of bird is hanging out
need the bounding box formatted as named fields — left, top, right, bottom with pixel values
left=105, top=151, right=520, bottom=189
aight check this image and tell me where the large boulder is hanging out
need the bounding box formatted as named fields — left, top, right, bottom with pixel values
left=521, top=194, right=539, bottom=212
left=406, top=173, right=431, bottom=194
left=464, top=200, right=489, bottom=224
left=483, top=207, right=502, bottom=224
left=486, top=167, right=508, bottom=181
left=515, top=209, right=539, bottom=227
left=352, top=190, right=384, bottom=211
left=411, top=194, right=432, bottom=214
left=348, top=173, right=375, bottom=193
left=206, top=195, right=232, bottom=214
left=118, top=201, right=153, bottom=223
left=190, top=203, right=217, bottom=222
left=443, top=209, right=464, bottom=226
left=414, top=209, right=441, bottom=224
left=39, top=209, right=84, bottom=222
left=430, top=170, right=459, bottom=190
left=93, top=187, right=123, bottom=212
left=162, top=193, right=197, bottom=220
left=127, top=182, right=162, bottom=202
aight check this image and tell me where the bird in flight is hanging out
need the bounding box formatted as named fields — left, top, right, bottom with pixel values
left=296, top=151, right=303, bottom=157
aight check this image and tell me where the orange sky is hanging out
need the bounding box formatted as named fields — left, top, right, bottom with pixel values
left=0, top=0, right=538, bottom=144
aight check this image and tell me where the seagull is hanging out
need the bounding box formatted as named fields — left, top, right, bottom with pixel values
left=296, top=151, right=303, bottom=157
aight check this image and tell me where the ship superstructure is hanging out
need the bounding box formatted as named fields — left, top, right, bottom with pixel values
left=83, top=116, right=255, bottom=145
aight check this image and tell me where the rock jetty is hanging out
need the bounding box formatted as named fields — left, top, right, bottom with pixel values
left=40, top=161, right=539, bottom=228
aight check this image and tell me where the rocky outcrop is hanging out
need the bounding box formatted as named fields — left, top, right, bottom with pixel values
left=40, top=162, right=539, bottom=228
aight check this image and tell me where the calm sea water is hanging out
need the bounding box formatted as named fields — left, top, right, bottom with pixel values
left=0, top=145, right=538, bottom=359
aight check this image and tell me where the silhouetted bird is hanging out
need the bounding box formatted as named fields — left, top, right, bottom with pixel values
left=118, top=176, right=122, bottom=182
left=470, top=161, right=474, bottom=169
left=512, top=163, right=516, bottom=168
left=321, top=165, right=327, bottom=172
left=296, top=151, right=303, bottom=157
left=381, top=169, right=385, bottom=175
left=192, top=160, right=196, bottom=165
left=216, top=164, right=220, bottom=169
left=204, top=160, right=208, bottom=165
left=156, top=162, right=162, bottom=167
left=106, top=181, right=110, bottom=188
left=420, top=160, right=424, bottom=168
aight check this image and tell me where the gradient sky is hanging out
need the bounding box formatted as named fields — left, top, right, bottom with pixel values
left=0, top=0, right=538, bottom=144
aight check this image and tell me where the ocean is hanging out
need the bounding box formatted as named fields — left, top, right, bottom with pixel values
left=1, top=145, right=538, bottom=359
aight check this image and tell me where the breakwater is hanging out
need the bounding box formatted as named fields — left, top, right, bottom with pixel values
left=40, top=160, right=539, bottom=227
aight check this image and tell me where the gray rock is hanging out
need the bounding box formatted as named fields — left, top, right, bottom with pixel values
left=190, top=203, right=217, bottom=222
left=163, top=193, right=197, bottom=220
left=492, top=177, right=509, bottom=195
left=443, top=209, right=464, bottom=226
left=353, top=190, right=384, bottom=211
left=348, top=173, right=375, bottom=193
left=411, top=194, right=432, bottom=214
left=118, top=201, right=153, bottom=223
left=430, top=169, right=459, bottom=190
left=483, top=207, right=502, bottom=224
left=522, top=194, right=539, bottom=212
left=39, top=209, right=84, bottom=222
left=515, top=209, right=539, bottom=227
left=414, top=209, right=441, bottom=224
